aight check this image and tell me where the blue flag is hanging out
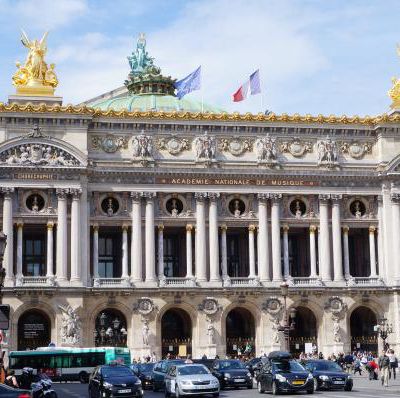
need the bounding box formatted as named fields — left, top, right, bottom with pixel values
left=174, top=66, right=201, bottom=99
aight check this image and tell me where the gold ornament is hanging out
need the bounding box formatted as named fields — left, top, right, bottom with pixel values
left=12, top=30, right=58, bottom=96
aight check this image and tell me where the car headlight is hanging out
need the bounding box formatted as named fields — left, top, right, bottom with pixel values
left=275, top=374, right=287, bottom=382
left=247, top=372, right=252, bottom=377
left=180, top=380, right=192, bottom=386
left=103, top=381, right=113, bottom=389
left=211, top=380, right=219, bottom=385
left=224, top=373, right=231, bottom=378
left=319, top=375, right=330, bottom=381
left=347, top=375, right=352, bottom=380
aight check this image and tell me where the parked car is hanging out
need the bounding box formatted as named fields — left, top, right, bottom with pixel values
left=131, top=362, right=155, bottom=389
left=152, top=359, right=185, bottom=392
left=245, top=357, right=262, bottom=377
left=88, top=364, right=143, bottom=398
left=302, top=359, right=353, bottom=391
left=192, top=359, right=215, bottom=371
left=211, top=359, right=253, bottom=390
left=256, top=351, right=314, bottom=395
left=0, top=383, right=31, bottom=398
left=165, top=364, right=220, bottom=397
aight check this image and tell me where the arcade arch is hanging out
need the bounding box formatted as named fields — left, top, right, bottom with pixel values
left=350, top=306, right=378, bottom=353
left=18, top=309, right=51, bottom=350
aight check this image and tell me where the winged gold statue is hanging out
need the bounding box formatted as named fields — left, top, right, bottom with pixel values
left=12, top=30, right=58, bottom=96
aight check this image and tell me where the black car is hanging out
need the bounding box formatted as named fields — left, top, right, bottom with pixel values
left=211, top=359, right=253, bottom=389
left=88, top=364, right=143, bottom=398
left=193, top=358, right=216, bottom=370
left=0, top=383, right=31, bottom=398
left=303, top=359, right=353, bottom=391
left=131, top=362, right=156, bottom=389
left=152, top=359, right=185, bottom=391
left=256, top=351, right=314, bottom=395
left=245, top=357, right=262, bottom=377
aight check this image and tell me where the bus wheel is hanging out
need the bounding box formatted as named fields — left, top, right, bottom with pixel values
left=79, top=371, right=88, bottom=383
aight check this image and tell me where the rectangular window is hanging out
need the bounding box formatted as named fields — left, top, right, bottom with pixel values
left=98, top=234, right=122, bottom=278
left=23, top=234, right=46, bottom=276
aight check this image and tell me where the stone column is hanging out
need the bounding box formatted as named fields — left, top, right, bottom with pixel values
left=377, top=197, right=385, bottom=278
left=16, top=221, right=23, bottom=277
left=56, top=189, right=68, bottom=283
left=93, top=224, right=99, bottom=278
left=46, top=221, right=54, bottom=277
left=282, top=224, right=290, bottom=279
left=144, top=193, right=156, bottom=284
left=319, top=194, right=332, bottom=282
left=209, top=193, right=220, bottom=283
left=131, top=192, right=143, bottom=282
left=122, top=224, right=129, bottom=279
left=271, top=194, right=283, bottom=282
left=342, top=226, right=350, bottom=279
left=248, top=225, right=256, bottom=278
left=70, top=189, right=82, bottom=284
left=220, top=225, right=228, bottom=279
left=331, top=194, right=344, bottom=282
left=369, top=226, right=377, bottom=278
left=186, top=225, right=193, bottom=278
left=309, top=225, right=317, bottom=277
left=257, top=194, right=270, bottom=282
left=2, top=188, right=14, bottom=285
left=195, top=193, right=207, bottom=282
left=392, top=194, right=400, bottom=280
left=158, top=224, right=164, bottom=278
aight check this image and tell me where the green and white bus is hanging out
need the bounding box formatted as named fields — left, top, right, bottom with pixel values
left=9, top=346, right=131, bottom=382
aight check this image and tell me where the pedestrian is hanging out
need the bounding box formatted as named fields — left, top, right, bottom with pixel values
left=366, top=359, right=378, bottom=380
left=388, top=349, right=398, bottom=380
left=353, top=358, right=362, bottom=375
left=378, top=349, right=390, bottom=387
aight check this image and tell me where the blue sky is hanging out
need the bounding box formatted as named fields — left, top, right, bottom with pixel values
left=0, top=0, right=399, bottom=115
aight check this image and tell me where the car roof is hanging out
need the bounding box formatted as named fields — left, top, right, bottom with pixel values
left=175, top=364, right=206, bottom=367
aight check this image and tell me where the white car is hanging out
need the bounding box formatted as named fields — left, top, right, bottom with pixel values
left=165, top=364, right=220, bottom=397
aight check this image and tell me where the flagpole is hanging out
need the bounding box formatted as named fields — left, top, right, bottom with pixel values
left=201, top=66, right=204, bottom=113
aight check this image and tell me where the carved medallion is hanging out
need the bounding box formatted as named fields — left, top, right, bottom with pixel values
left=220, top=138, right=251, bottom=156
left=340, top=141, right=372, bottom=159
left=198, top=297, right=220, bottom=316
left=91, top=135, right=129, bottom=153
left=324, top=296, right=347, bottom=318
left=133, top=297, right=156, bottom=316
left=262, top=297, right=283, bottom=316
left=157, top=137, right=189, bottom=155
left=280, top=138, right=312, bottom=157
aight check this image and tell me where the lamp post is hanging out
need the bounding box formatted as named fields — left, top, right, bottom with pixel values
left=278, top=282, right=296, bottom=352
left=374, top=318, right=393, bottom=351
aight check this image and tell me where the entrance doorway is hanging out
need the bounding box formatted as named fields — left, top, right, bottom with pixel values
left=350, top=306, right=378, bottom=353
left=226, top=307, right=255, bottom=357
left=161, top=309, right=192, bottom=358
left=289, top=307, right=317, bottom=355
left=18, top=309, right=51, bottom=350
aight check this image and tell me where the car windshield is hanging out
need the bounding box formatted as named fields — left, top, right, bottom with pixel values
left=102, top=367, right=134, bottom=378
left=309, top=362, right=342, bottom=372
left=138, top=363, right=155, bottom=372
left=272, top=361, right=305, bottom=372
left=178, top=366, right=210, bottom=375
left=219, top=361, right=245, bottom=370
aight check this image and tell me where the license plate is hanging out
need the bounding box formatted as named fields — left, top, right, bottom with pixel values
left=235, top=379, right=245, bottom=382
left=333, top=381, right=345, bottom=384
left=292, top=380, right=305, bottom=385
left=118, top=389, right=132, bottom=393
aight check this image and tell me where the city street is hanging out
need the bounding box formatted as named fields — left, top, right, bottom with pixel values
left=52, top=376, right=400, bottom=398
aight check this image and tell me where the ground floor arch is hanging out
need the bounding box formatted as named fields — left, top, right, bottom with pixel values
left=289, top=306, right=318, bottom=355
left=161, top=308, right=192, bottom=358
left=350, top=306, right=378, bottom=353
left=94, top=308, right=128, bottom=347
left=18, top=309, right=51, bottom=350
left=226, top=307, right=255, bottom=358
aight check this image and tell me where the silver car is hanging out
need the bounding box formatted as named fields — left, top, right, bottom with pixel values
left=165, top=364, right=220, bottom=397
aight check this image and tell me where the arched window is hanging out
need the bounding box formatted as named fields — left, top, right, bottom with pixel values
left=350, top=306, right=377, bottom=353
left=94, top=309, right=127, bottom=347
left=289, top=306, right=317, bottom=355
left=226, top=308, right=255, bottom=357
left=18, top=309, right=51, bottom=350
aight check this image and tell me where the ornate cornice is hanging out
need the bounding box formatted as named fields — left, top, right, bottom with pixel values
left=0, top=102, right=398, bottom=126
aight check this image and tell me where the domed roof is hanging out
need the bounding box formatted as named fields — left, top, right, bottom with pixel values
left=89, top=93, right=223, bottom=113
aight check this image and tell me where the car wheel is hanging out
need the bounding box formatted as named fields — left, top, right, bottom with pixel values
left=344, top=385, right=353, bottom=391
left=247, top=383, right=253, bottom=389
left=79, top=371, right=88, bottom=383
left=165, top=388, right=170, bottom=397
left=153, top=383, right=159, bottom=392
left=313, top=378, right=319, bottom=391
left=257, top=381, right=265, bottom=394
left=272, top=381, right=280, bottom=395
left=175, top=387, right=180, bottom=398
left=307, top=389, right=314, bottom=394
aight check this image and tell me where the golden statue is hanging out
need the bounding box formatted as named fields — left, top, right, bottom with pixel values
left=12, top=30, right=58, bottom=96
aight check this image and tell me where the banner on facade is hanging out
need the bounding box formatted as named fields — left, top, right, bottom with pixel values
left=178, top=345, right=187, bottom=357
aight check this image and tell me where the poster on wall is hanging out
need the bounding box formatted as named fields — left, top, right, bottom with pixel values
left=178, top=345, right=187, bottom=357
left=304, top=343, right=313, bottom=354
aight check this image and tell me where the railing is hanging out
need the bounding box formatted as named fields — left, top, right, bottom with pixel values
left=289, top=277, right=324, bottom=287
left=16, top=275, right=56, bottom=287
left=347, top=277, right=385, bottom=287
left=93, top=278, right=132, bottom=287
left=159, top=277, right=197, bottom=287
left=224, top=277, right=261, bottom=287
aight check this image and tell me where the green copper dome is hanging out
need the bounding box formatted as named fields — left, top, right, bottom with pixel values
left=89, top=93, right=223, bottom=113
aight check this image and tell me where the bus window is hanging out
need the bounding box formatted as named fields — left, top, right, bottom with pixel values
left=62, top=355, right=70, bottom=368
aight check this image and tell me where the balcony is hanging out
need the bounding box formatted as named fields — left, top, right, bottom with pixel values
left=15, top=275, right=56, bottom=287
left=158, top=276, right=197, bottom=288
left=92, top=277, right=132, bottom=288
left=288, top=277, right=324, bottom=287
left=347, top=277, right=385, bottom=287
left=223, top=277, right=261, bottom=287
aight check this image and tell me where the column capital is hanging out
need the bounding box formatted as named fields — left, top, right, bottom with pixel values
left=93, top=224, right=99, bottom=232
left=248, top=224, right=256, bottom=232
left=331, top=194, right=343, bottom=202
left=16, top=220, right=24, bottom=229
left=342, top=225, right=349, bottom=233
left=319, top=194, right=330, bottom=202
left=70, top=188, right=82, bottom=198
left=257, top=193, right=270, bottom=201
left=158, top=224, right=164, bottom=231
left=122, top=224, right=129, bottom=232
left=391, top=193, right=400, bottom=203
left=143, top=191, right=156, bottom=199
left=270, top=193, right=282, bottom=202
left=282, top=224, right=290, bottom=232
left=220, top=224, right=227, bottom=232
left=47, top=221, right=54, bottom=230
left=130, top=191, right=144, bottom=201
left=208, top=192, right=220, bottom=201
left=186, top=224, right=193, bottom=232
left=1, top=187, right=15, bottom=197
left=56, top=188, right=69, bottom=199
left=309, top=224, right=317, bottom=233
left=369, top=225, right=376, bottom=233
left=195, top=192, right=208, bottom=201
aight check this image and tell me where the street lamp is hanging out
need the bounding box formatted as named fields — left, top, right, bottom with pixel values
left=278, top=282, right=296, bottom=352
left=374, top=318, right=393, bottom=350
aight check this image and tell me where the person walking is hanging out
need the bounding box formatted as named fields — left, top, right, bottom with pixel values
left=378, top=350, right=390, bottom=387
left=388, top=349, right=398, bottom=380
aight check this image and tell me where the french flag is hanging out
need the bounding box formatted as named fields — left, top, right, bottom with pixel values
left=232, top=69, right=261, bottom=102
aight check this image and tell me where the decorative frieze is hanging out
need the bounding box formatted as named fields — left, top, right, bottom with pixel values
left=219, top=137, right=252, bottom=156
left=157, top=137, right=190, bottom=155
left=280, top=138, right=312, bottom=157
left=255, top=134, right=279, bottom=166
left=91, top=135, right=129, bottom=153
left=316, top=137, right=339, bottom=168
left=193, top=131, right=216, bottom=162
left=132, top=131, right=153, bottom=162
